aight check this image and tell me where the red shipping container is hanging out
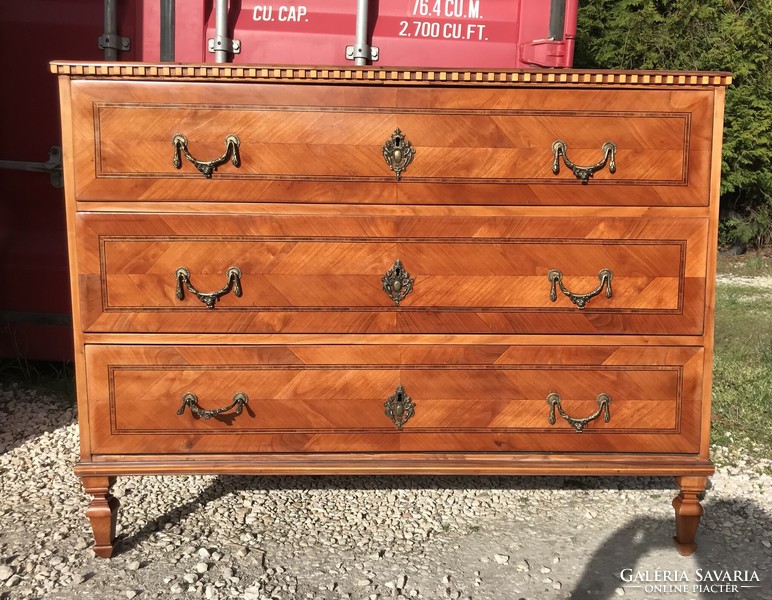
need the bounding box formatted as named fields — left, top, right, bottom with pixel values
left=0, top=0, right=142, bottom=361
left=0, top=1, right=575, bottom=362
left=141, top=0, right=577, bottom=68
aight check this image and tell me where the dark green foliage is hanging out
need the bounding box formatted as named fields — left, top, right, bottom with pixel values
left=575, top=0, right=772, bottom=248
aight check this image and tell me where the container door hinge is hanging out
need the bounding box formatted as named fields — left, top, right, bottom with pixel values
left=98, top=33, right=131, bottom=53
left=345, top=45, right=379, bottom=63
left=208, top=35, right=241, bottom=56
left=0, top=146, right=63, bottom=189
left=520, top=39, right=572, bottom=68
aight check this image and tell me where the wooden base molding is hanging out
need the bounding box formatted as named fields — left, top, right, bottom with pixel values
left=77, top=463, right=713, bottom=559
left=75, top=455, right=716, bottom=477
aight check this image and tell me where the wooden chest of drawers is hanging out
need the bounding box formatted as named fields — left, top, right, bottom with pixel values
left=53, top=63, right=730, bottom=558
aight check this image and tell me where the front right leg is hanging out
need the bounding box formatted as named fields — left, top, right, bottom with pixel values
left=82, top=476, right=120, bottom=558
left=672, top=475, right=708, bottom=556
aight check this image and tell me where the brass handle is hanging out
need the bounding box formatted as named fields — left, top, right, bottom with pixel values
left=384, top=385, right=415, bottom=430
left=548, top=268, right=613, bottom=310
left=178, top=392, right=248, bottom=420
left=172, top=133, right=240, bottom=178
left=175, top=266, right=243, bottom=309
left=382, top=259, right=414, bottom=306
left=382, top=129, right=415, bottom=181
left=552, top=140, right=616, bottom=183
left=547, top=392, right=611, bottom=432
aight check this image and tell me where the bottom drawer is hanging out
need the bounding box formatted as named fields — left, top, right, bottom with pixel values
left=85, top=344, right=704, bottom=454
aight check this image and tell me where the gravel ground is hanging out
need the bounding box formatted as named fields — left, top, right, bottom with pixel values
left=1, top=384, right=771, bottom=600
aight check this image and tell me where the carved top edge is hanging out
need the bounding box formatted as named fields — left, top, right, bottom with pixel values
left=50, top=62, right=732, bottom=87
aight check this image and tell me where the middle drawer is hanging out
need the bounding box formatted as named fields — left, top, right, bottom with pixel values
left=77, top=212, right=708, bottom=335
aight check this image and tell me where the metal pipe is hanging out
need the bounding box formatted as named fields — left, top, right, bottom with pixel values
left=160, top=0, right=175, bottom=62
left=549, top=0, right=566, bottom=40
left=354, top=0, right=370, bottom=65
left=214, top=0, right=229, bottom=63
left=103, top=0, right=118, bottom=60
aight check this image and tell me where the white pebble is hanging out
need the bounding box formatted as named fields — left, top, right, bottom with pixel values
left=243, top=587, right=261, bottom=600
left=126, top=560, right=141, bottom=571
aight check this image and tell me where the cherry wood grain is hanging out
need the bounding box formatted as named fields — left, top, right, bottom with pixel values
left=85, top=344, right=703, bottom=455
left=74, top=201, right=710, bottom=218
left=76, top=212, right=708, bottom=335
left=81, top=476, right=119, bottom=558
left=58, top=77, right=95, bottom=460
left=83, top=332, right=708, bottom=347
left=697, top=88, right=728, bottom=458
left=56, top=65, right=728, bottom=557
left=75, top=454, right=716, bottom=477
left=50, top=62, right=733, bottom=87
left=70, top=81, right=713, bottom=206
left=673, top=476, right=709, bottom=556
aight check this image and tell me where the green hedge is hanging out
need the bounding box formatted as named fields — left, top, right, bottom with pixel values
left=574, top=0, right=772, bottom=249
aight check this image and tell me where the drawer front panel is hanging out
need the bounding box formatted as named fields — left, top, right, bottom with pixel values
left=86, top=345, right=703, bottom=454
left=71, top=81, right=713, bottom=205
left=78, top=213, right=708, bottom=335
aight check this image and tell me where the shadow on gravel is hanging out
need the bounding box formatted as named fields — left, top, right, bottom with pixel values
left=113, top=474, right=679, bottom=556
left=571, top=497, right=772, bottom=599
left=105, top=476, right=772, bottom=597
left=0, top=370, right=76, bottom=456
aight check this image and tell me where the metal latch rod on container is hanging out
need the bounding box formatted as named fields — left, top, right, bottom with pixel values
left=210, top=0, right=241, bottom=62
left=99, top=0, right=130, bottom=60
left=160, top=0, right=175, bottom=61
left=346, top=0, right=379, bottom=64
left=549, top=0, right=567, bottom=39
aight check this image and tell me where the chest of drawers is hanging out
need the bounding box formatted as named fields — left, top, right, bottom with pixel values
left=53, top=63, right=729, bottom=558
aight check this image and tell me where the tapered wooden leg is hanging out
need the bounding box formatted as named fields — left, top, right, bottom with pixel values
left=672, top=475, right=707, bottom=556
left=82, top=476, right=120, bottom=558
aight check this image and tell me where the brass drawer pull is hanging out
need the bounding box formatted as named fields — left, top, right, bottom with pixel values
left=178, top=392, right=248, bottom=420
left=172, top=133, right=240, bottom=178
left=175, top=266, right=243, bottom=309
left=547, top=392, right=611, bottom=432
left=382, top=129, right=415, bottom=181
left=384, top=385, right=415, bottom=430
left=552, top=140, right=616, bottom=183
left=548, top=268, right=613, bottom=310
left=382, top=259, right=414, bottom=306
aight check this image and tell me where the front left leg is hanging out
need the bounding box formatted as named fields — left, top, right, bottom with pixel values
left=672, top=475, right=708, bottom=556
left=82, top=476, right=120, bottom=558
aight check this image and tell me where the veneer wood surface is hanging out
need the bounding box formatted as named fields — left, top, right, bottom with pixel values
left=54, top=63, right=728, bottom=556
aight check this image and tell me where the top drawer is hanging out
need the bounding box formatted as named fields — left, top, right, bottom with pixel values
left=69, top=80, right=715, bottom=206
